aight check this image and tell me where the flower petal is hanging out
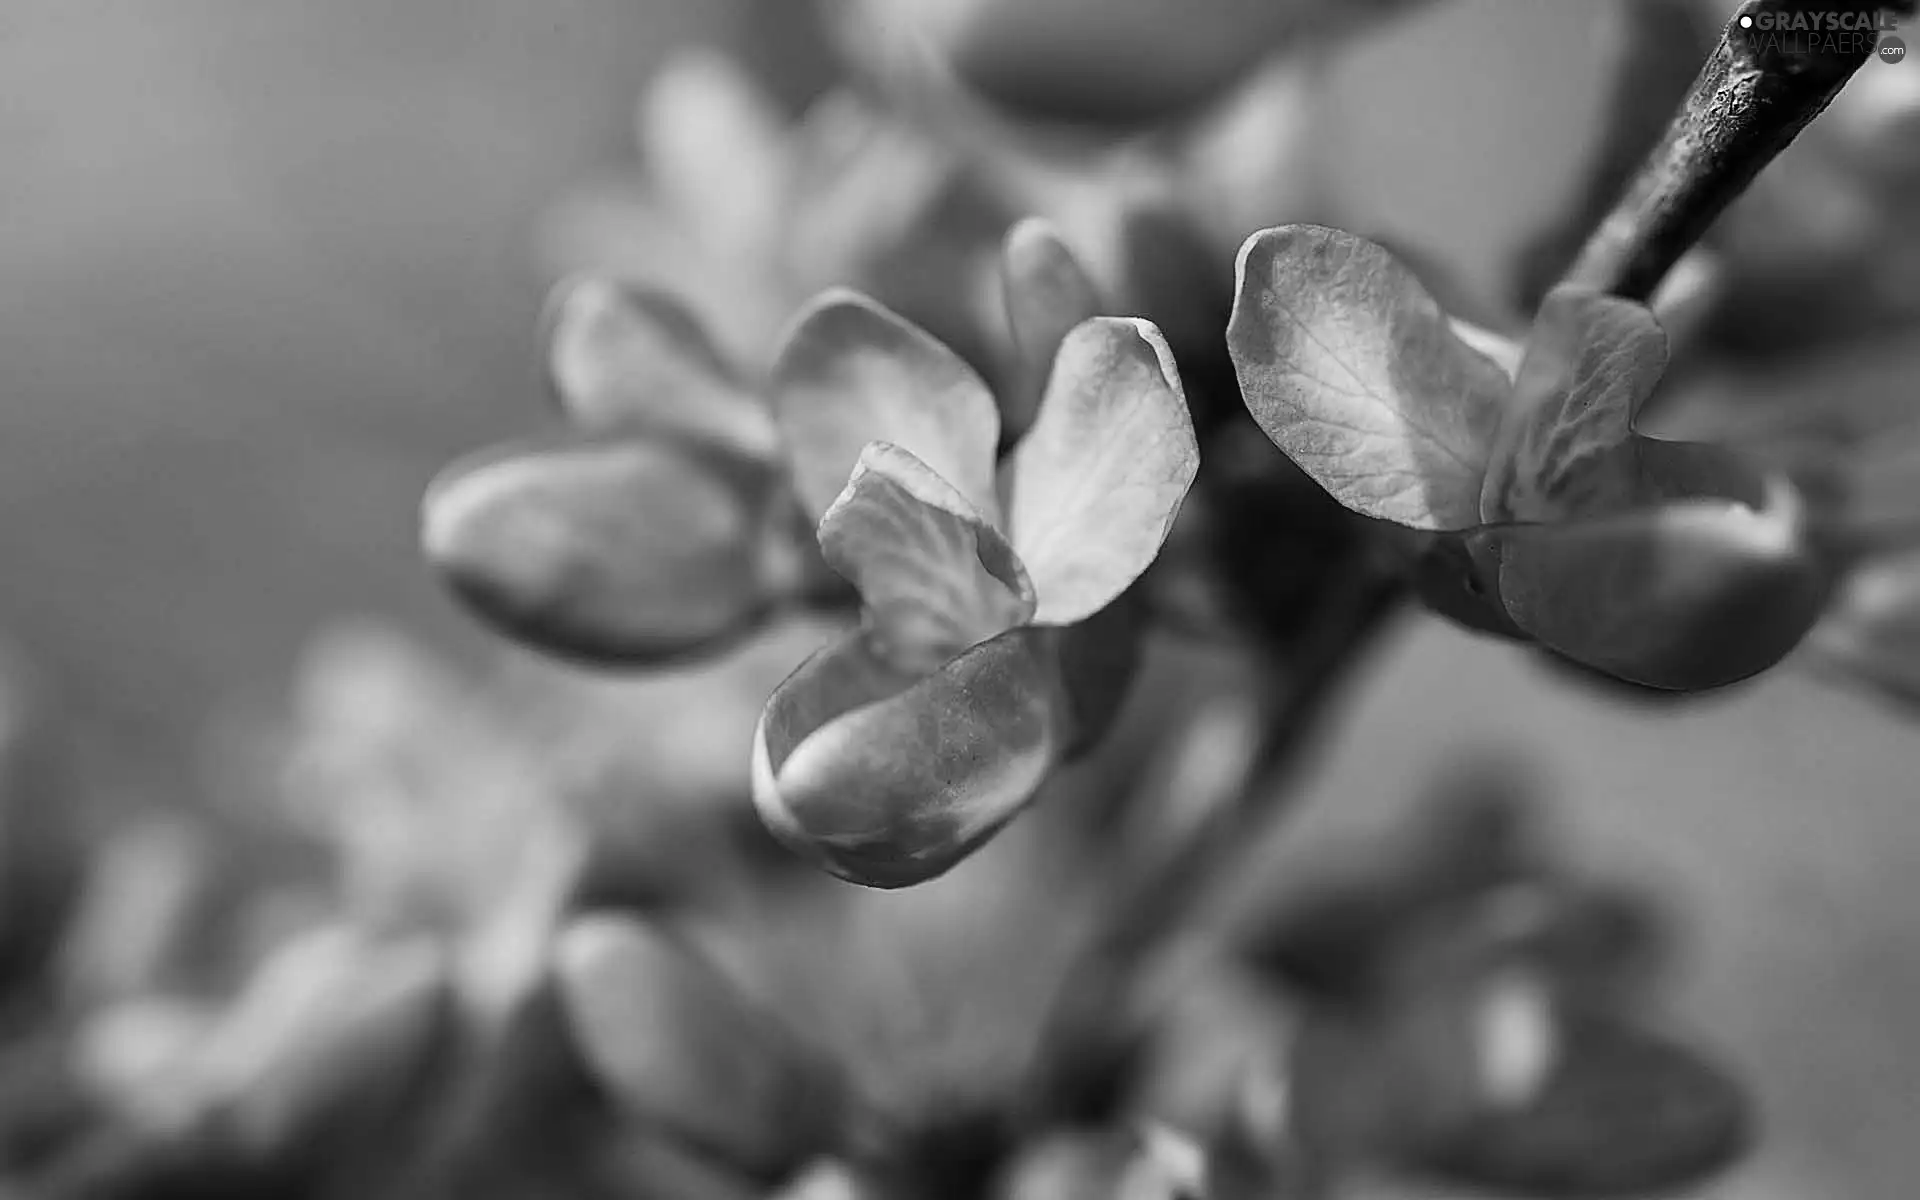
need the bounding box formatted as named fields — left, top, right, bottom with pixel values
left=1228, top=225, right=1512, bottom=532
left=770, top=290, right=1002, bottom=524
left=753, top=628, right=1064, bottom=888
left=1484, top=289, right=1667, bottom=523
left=541, top=276, right=781, bottom=461
left=421, top=436, right=795, bottom=666
left=1000, top=218, right=1102, bottom=443
left=1004, top=318, right=1198, bottom=626
left=1491, top=477, right=1832, bottom=691
left=1482, top=287, right=1758, bottom=524
left=554, top=914, right=842, bottom=1175
left=783, top=93, right=1011, bottom=370
left=819, top=443, right=1034, bottom=674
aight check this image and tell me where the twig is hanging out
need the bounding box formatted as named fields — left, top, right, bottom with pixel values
left=1564, top=0, right=1897, bottom=301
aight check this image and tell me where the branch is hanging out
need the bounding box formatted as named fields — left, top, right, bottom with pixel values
left=1514, top=0, right=1717, bottom=311
left=1564, top=0, right=1897, bottom=301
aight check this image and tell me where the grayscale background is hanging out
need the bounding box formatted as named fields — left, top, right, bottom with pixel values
left=2, top=1, right=1913, bottom=1195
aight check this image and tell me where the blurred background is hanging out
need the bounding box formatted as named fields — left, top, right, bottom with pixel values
left=2, top=0, right=1915, bottom=1195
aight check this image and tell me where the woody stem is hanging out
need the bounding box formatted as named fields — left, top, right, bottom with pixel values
left=1564, top=0, right=1901, bottom=302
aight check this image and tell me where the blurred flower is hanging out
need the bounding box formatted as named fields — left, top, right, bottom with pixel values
left=21, top=616, right=834, bottom=1195
left=40, top=921, right=453, bottom=1200
left=547, top=692, right=1302, bottom=1199
left=827, top=0, right=1431, bottom=128
left=1232, top=757, right=1749, bottom=1197
left=529, top=737, right=1747, bottom=1200
left=0, top=624, right=1752, bottom=1200
left=538, top=49, right=1013, bottom=373
left=544, top=37, right=1348, bottom=405
left=275, top=620, right=587, bottom=1014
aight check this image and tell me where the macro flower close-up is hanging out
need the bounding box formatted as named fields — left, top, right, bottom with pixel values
left=4, top=0, right=1920, bottom=1197
left=748, top=289, right=1197, bottom=886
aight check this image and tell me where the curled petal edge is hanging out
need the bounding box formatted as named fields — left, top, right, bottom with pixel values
left=752, top=627, right=1064, bottom=887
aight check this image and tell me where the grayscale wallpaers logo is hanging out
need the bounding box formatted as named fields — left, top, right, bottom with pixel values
left=1734, top=8, right=1906, bottom=63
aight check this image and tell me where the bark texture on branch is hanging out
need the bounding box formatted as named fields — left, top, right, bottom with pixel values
left=1566, top=0, right=1901, bottom=301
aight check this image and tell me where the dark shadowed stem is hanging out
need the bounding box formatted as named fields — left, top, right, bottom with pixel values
left=1563, top=0, right=1900, bottom=302
left=1025, top=566, right=1407, bottom=1121
left=1113, top=566, right=1409, bottom=966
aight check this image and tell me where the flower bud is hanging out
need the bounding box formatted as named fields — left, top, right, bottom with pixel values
left=422, top=436, right=798, bottom=666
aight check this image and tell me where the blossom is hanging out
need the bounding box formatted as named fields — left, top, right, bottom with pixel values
left=422, top=212, right=1137, bottom=671
left=1229, top=224, right=1840, bottom=691
left=751, top=281, right=1198, bottom=887
left=426, top=213, right=1202, bottom=886
left=1228, top=758, right=1749, bottom=1197
left=421, top=275, right=818, bottom=668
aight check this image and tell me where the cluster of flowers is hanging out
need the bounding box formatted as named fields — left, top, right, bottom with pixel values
left=2, top=0, right=1914, bottom=1196
left=0, top=626, right=1747, bottom=1199
left=404, top=0, right=1920, bottom=1194
left=432, top=0, right=1920, bottom=891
